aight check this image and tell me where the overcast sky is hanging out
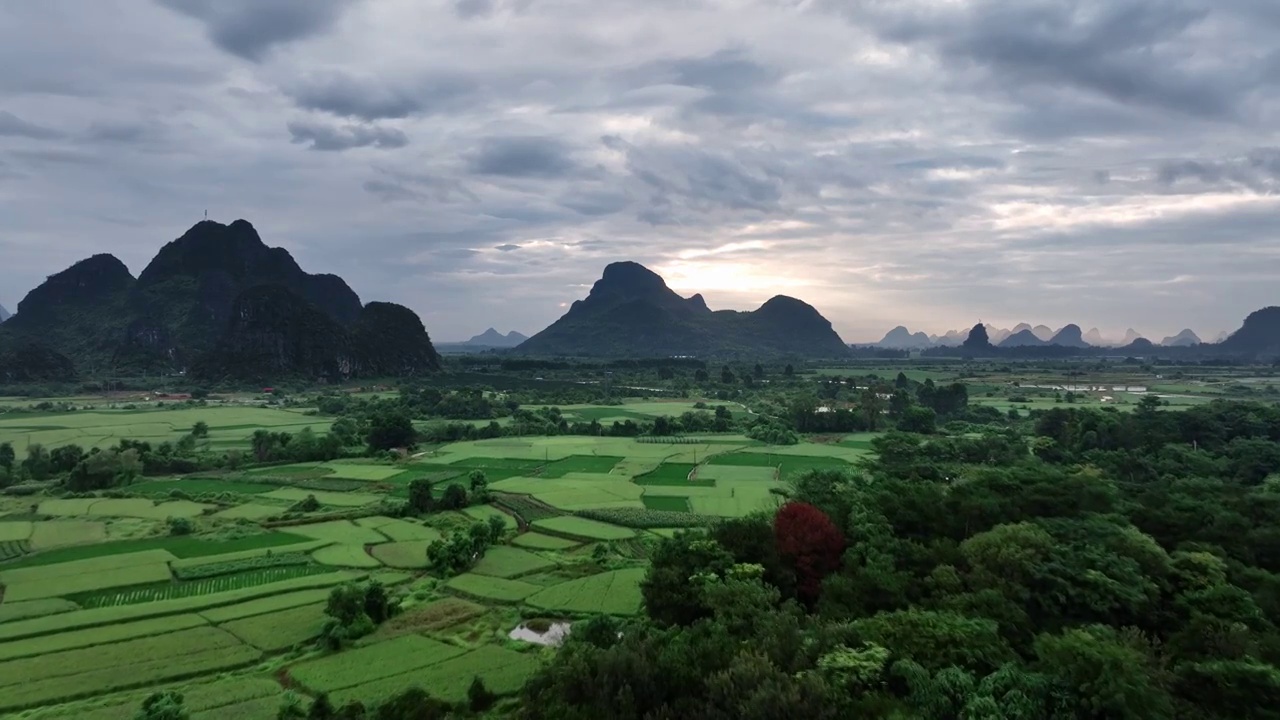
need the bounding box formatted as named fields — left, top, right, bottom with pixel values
left=1, top=0, right=1278, bottom=343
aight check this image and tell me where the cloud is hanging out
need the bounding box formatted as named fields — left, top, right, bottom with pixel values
left=1, top=0, right=1278, bottom=342
left=0, top=111, right=62, bottom=140
left=286, top=71, right=476, bottom=121
left=156, top=0, right=357, bottom=61
left=286, top=119, right=408, bottom=151
left=466, top=136, right=579, bottom=178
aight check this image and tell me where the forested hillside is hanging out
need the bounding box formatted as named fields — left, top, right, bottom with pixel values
left=520, top=398, right=1280, bottom=719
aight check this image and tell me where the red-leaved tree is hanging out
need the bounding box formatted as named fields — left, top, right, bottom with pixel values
left=774, top=500, right=845, bottom=605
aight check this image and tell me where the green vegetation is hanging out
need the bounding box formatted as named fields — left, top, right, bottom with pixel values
left=171, top=551, right=312, bottom=580
left=472, top=546, right=556, bottom=578
left=72, top=565, right=335, bottom=608
left=525, top=568, right=646, bottom=615
left=531, top=516, right=637, bottom=541
left=445, top=573, right=541, bottom=602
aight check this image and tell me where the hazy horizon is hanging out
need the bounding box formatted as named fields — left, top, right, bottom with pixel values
left=2, top=1, right=1277, bottom=344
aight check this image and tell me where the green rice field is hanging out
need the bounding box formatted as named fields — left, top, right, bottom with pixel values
left=0, top=401, right=882, bottom=718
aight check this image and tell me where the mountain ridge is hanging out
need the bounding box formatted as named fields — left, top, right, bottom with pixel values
left=516, top=261, right=848, bottom=358
left=0, top=220, right=439, bottom=381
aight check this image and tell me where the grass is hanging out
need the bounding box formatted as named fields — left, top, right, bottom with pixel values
left=541, top=455, right=624, bottom=477
left=531, top=516, right=637, bottom=541
left=642, top=495, right=692, bottom=512
left=369, top=541, right=432, bottom=569
left=288, top=520, right=389, bottom=545
left=211, top=503, right=285, bottom=521
left=21, top=676, right=283, bottom=720
left=220, top=603, right=328, bottom=651
left=445, top=573, right=541, bottom=602
left=3, top=531, right=312, bottom=570
left=289, top=634, right=467, bottom=693
left=332, top=646, right=541, bottom=706
left=71, top=565, right=335, bottom=608
left=525, top=568, right=647, bottom=615
left=320, top=463, right=406, bottom=481
left=448, top=457, right=546, bottom=472
left=312, top=544, right=382, bottom=568
left=0, top=626, right=260, bottom=713
left=512, top=533, right=580, bottom=550
left=0, top=614, right=209, bottom=662
left=472, top=546, right=556, bottom=579
left=168, top=541, right=331, bottom=570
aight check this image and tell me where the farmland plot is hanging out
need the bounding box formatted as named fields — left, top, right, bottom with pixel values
left=332, top=646, right=541, bottom=706
left=445, top=573, right=540, bottom=602
left=288, top=520, right=388, bottom=545
left=289, top=634, right=466, bottom=692
left=27, top=520, right=106, bottom=549
left=525, top=568, right=646, bottom=615
left=356, top=517, right=440, bottom=541
left=0, top=549, right=176, bottom=602
left=312, top=544, right=381, bottom=569
left=512, top=533, right=580, bottom=550
left=0, top=626, right=260, bottom=712
left=472, top=546, right=556, bottom=579
left=369, top=540, right=431, bottom=569
left=531, top=516, right=636, bottom=541
left=73, top=565, right=335, bottom=608
left=0, top=614, right=208, bottom=661
left=221, top=603, right=328, bottom=651
left=0, top=521, right=33, bottom=541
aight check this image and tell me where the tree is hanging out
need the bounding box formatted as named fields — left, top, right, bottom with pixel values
left=721, top=366, right=736, bottom=384
left=642, top=534, right=734, bottom=626
left=468, top=676, right=497, bottom=712
left=487, top=514, right=508, bottom=543
left=21, top=443, right=52, bottom=480
left=895, top=371, right=910, bottom=389
left=0, top=442, right=14, bottom=471
left=167, top=517, right=193, bottom=536
left=307, top=694, right=335, bottom=720
left=134, top=690, right=189, bottom=720
left=49, top=444, right=85, bottom=474
left=784, top=364, right=795, bottom=377
left=1034, top=625, right=1173, bottom=719
left=191, top=421, right=209, bottom=438
left=468, top=469, right=488, bottom=499
left=367, top=411, right=415, bottom=452
left=695, top=368, right=709, bottom=382
left=898, top=406, right=936, bottom=434
left=774, top=501, right=845, bottom=605
left=753, top=363, right=765, bottom=379
left=407, top=479, right=434, bottom=514
left=440, top=483, right=468, bottom=511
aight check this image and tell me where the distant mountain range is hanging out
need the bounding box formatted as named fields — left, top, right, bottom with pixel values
left=0, top=304, right=9, bottom=323
left=0, top=220, right=441, bottom=383
left=515, top=262, right=848, bottom=358
left=875, top=323, right=1216, bottom=350
left=436, top=328, right=530, bottom=354
left=468, top=329, right=529, bottom=348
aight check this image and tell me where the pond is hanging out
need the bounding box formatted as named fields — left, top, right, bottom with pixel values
left=509, top=619, right=572, bottom=647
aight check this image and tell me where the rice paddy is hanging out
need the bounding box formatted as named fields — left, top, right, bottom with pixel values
left=0, top=396, right=879, bottom=718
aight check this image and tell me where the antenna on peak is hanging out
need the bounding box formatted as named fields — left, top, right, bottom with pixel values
left=204, top=209, right=208, bottom=220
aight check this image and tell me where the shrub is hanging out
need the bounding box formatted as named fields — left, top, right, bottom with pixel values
left=576, top=508, right=714, bottom=529
left=167, top=517, right=194, bottom=536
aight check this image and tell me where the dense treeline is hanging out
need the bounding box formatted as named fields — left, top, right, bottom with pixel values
left=517, top=400, right=1280, bottom=719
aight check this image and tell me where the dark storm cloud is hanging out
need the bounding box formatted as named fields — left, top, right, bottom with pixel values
left=0, top=111, right=62, bottom=140
left=286, top=120, right=408, bottom=151
left=156, top=0, right=357, bottom=61
left=467, top=136, right=579, bottom=178
left=839, top=0, right=1260, bottom=123
left=286, top=72, right=476, bottom=121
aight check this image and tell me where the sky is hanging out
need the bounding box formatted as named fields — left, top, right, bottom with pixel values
left=1, top=1, right=1278, bottom=344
